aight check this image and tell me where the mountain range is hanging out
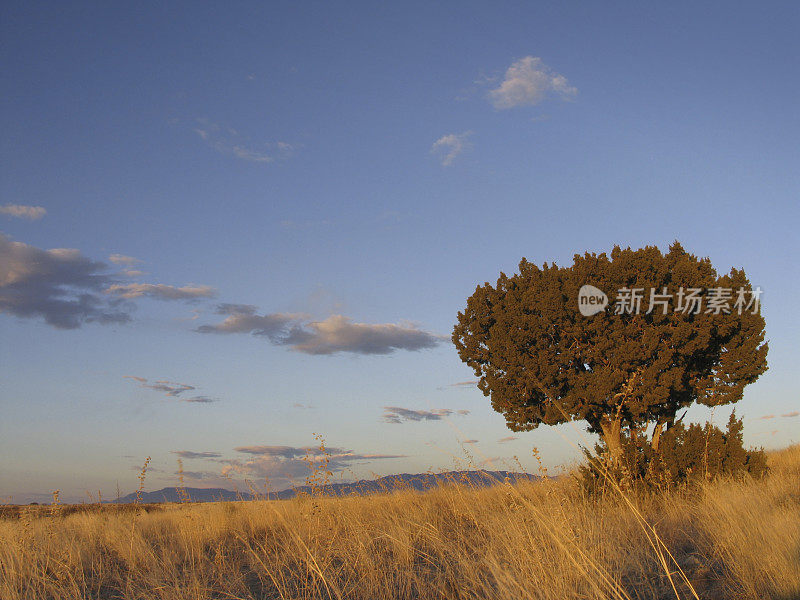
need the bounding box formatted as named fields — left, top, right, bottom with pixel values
left=113, top=470, right=538, bottom=504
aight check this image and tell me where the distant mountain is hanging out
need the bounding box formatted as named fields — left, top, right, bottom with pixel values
left=114, top=488, right=242, bottom=504
left=113, top=470, right=538, bottom=504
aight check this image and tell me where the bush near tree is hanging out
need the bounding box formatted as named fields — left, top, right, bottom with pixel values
left=579, top=411, right=769, bottom=493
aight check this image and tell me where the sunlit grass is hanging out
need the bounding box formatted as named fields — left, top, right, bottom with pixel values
left=1, top=446, right=798, bottom=599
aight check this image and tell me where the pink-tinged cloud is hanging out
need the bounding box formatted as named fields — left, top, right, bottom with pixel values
left=0, top=204, right=46, bottom=220
left=106, top=283, right=216, bottom=300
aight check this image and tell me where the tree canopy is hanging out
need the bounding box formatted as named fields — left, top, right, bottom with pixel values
left=452, top=242, right=768, bottom=459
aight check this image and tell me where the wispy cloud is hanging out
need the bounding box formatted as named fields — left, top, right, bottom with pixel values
left=382, top=406, right=470, bottom=424
left=194, top=119, right=296, bottom=163
left=171, top=450, right=222, bottom=459
left=437, top=379, right=479, bottom=391
left=124, top=376, right=217, bottom=402
left=489, top=56, right=576, bottom=109
left=0, top=204, right=47, bottom=220
left=177, top=470, right=217, bottom=481
left=462, top=439, right=478, bottom=444
left=757, top=414, right=776, bottom=420
left=431, top=131, right=472, bottom=166
left=223, top=444, right=405, bottom=485
left=497, top=436, right=518, bottom=443
left=108, top=254, right=142, bottom=266
left=0, top=234, right=130, bottom=329
left=198, top=304, right=443, bottom=356
left=144, top=380, right=194, bottom=396
left=106, top=283, right=216, bottom=301
left=782, top=411, right=800, bottom=418
left=183, top=395, right=216, bottom=403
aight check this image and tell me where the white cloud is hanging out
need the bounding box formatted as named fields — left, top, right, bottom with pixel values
left=0, top=204, right=46, bottom=220
left=489, top=56, right=576, bottom=109
left=106, top=283, right=216, bottom=300
left=108, top=254, right=142, bottom=266
left=431, top=132, right=472, bottom=166
left=222, top=444, right=405, bottom=486
left=382, top=406, right=470, bottom=424
left=284, top=315, right=442, bottom=355
left=198, top=306, right=443, bottom=356
left=194, top=119, right=296, bottom=163
left=0, top=234, right=130, bottom=329
left=497, top=436, right=518, bottom=444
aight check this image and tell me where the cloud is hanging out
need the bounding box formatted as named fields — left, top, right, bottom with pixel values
left=183, top=395, right=217, bottom=403
left=146, top=380, right=195, bottom=396
left=106, top=283, right=216, bottom=301
left=437, top=380, right=479, bottom=391
left=382, top=406, right=470, bottom=424
left=235, top=445, right=314, bottom=457
left=282, top=315, right=442, bottom=355
left=431, top=132, right=472, bottom=166
left=462, top=439, right=478, bottom=444
left=108, top=254, right=142, bottom=266
left=223, top=444, right=405, bottom=484
left=196, top=304, right=301, bottom=338
left=450, top=380, right=479, bottom=387
left=497, top=436, right=519, bottom=443
left=122, top=269, right=146, bottom=277
left=172, top=451, right=222, bottom=459
left=757, top=414, right=776, bottom=420
left=178, top=470, right=217, bottom=480
left=0, top=235, right=217, bottom=329
left=782, top=411, right=800, bottom=418
left=489, top=56, right=576, bottom=109
left=124, top=376, right=216, bottom=402
left=0, top=234, right=131, bottom=329
left=198, top=306, right=443, bottom=355
left=195, top=119, right=296, bottom=163
left=0, top=204, right=47, bottom=220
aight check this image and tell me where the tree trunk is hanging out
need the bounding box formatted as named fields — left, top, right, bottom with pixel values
left=651, top=413, right=676, bottom=452
left=600, top=417, right=622, bottom=466
left=651, top=421, right=664, bottom=452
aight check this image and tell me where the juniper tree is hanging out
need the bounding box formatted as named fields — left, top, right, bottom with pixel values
left=452, top=242, right=768, bottom=463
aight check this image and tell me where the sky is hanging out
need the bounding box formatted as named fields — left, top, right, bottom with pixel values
left=1, top=1, right=798, bottom=503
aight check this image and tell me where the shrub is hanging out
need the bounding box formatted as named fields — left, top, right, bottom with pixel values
left=580, top=411, right=768, bottom=494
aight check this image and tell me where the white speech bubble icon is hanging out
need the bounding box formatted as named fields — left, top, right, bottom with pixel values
left=578, top=284, right=608, bottom=316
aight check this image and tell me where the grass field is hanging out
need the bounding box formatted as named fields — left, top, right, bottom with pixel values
left=2, top=445, right=799, bottom=600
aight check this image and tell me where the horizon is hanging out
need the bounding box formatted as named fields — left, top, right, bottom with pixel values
left=2, top=2, right=799, bottom=504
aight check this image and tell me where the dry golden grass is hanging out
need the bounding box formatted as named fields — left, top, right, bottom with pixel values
left=1, top=445, right=799, bottom=600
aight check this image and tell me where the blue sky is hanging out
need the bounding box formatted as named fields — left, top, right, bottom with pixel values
left=1, top=1, right=798, bottom=502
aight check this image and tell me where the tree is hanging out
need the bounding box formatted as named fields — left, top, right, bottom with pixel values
left=452, top=243, right=768, bottom=463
